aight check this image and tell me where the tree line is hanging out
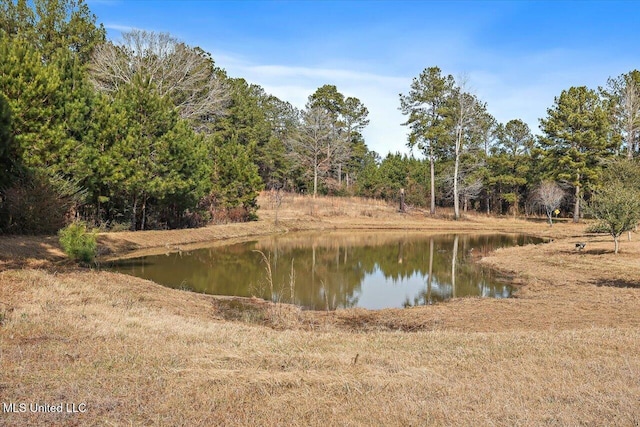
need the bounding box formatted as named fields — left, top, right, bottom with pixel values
left=397, top=67, right=640, bottom=221
left=1, top=0, right=639, bottom=235
left=0, top=0, right=376, bottom=233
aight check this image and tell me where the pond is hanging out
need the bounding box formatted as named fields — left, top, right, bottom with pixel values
left=109, top=232, right=545, bottom=310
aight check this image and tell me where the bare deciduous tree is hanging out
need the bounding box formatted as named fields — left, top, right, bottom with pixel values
left=533, top=181, right=565, bottom=226
left=442, top=157, right=484, bottom=213
left=89, top=30, right=229, bottom=132
left=603, top=71, right=640, bottom=159
left=287, top=107, right=348, bottom=197
left=450, top=76, right=485, bottom=219
left=620, top=74, right=640, bottom=159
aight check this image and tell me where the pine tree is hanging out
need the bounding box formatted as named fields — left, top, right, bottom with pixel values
left=539, top=86, right=616, bottom=222
left=487, top=119, right=534, bottom=215
left=400, top=67, right=455, bottom=215
left=209, top=139, right=263, bottom=221
left=307, top=85, right=370, bottom=191
left=260, top=95, right=299, bottom=189
left=0, top=92, right=18, bottom=188
left=1, top=0, right=105, bottom=65
left=0, top=37, right=65, bottom=170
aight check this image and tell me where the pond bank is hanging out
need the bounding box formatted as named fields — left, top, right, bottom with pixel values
left=3, top=199, right=639, bottom=332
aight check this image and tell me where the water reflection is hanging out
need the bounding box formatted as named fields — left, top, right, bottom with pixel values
left=109, top=232, right=544, bottom=310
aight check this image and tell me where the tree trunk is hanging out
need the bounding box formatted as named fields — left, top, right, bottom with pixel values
left=573, top=183, right=580, bottom=223
left=453, top=126, right=462, bottom=220
left=131, top=195, right=137, bottom=231
left=614, top=235, right=620, bottom=254
left=453, top=152, right=460, bottom=219
left=97, top=192, right=101, bottom=225
left=313, top=165, right=318, bottom=198
left=141, top=195, right=147, bottom=231
left=429, top=146, right=436, bottom=215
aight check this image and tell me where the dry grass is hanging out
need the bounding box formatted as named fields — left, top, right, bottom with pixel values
left=0, top=235, right=66, bottom=271
left=2, top=269, right=639, bottom=426
left=2, top=193, right=640, bottom=425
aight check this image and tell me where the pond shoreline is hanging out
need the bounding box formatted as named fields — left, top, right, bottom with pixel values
left=97, top=214, right=555, bottom=262
left=108, top=231, right=540, bottom=309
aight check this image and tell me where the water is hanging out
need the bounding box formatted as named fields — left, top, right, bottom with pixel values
left=109, top=232, right=545, bottom=310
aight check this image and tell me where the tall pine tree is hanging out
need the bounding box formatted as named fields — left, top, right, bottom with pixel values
left=539, top=86, right=615, bottom=222
left=400, top=67, right=455, bottom=214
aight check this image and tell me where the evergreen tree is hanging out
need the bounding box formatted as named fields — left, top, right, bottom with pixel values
left=0, top=92, right=18, bottom=188
left=260, top=95, right=299, bottom=189
left=355, top=151, right=382, bottom=198
left=378, top=153, right=409, bottom=200
left=539, top=86, right=616, bottom=222
left=341, top=96, right=370, bottom=189
left=1, top=0, right=105, bottom=65
left=210, top=78, right=271, bottom=154
left=487, top=119, right=534, bottom=215
left=400, top=67, right=455, bottom=214
left=208, top=138, right=263, bottom=221
left=78, top=77, right=212, bottom=229
left=75, top=92, right=128, bottom=224
left=0, top=36, right=66, bottom=171
left=307, top=85, right=370, bottom=191
left=0, top=0, right=102, bottom=179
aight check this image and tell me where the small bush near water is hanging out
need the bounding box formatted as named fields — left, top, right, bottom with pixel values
left=58, top=222, right=97, bottom=263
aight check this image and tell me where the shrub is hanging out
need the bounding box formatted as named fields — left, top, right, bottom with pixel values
left=58, top=221, right=97, bottom=263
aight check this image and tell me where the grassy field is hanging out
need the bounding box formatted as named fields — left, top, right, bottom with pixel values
left=1, top=193, right=639, bottom=426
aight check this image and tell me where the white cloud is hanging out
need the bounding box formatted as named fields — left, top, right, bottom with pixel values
left=103, top=23, right=143, bottom=33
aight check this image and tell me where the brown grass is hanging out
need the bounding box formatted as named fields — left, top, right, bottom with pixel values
left=1, top=193, right=640, bottom=426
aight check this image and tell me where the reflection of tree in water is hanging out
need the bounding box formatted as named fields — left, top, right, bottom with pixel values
left=273, top=243, right=367, bottom=309
left=402, top=234, right=521, bottom=306
left=110, top=233, right=543, bottom=310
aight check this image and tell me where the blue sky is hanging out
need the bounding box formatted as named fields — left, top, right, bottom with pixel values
left=88, top=0, right=639, bottom=157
